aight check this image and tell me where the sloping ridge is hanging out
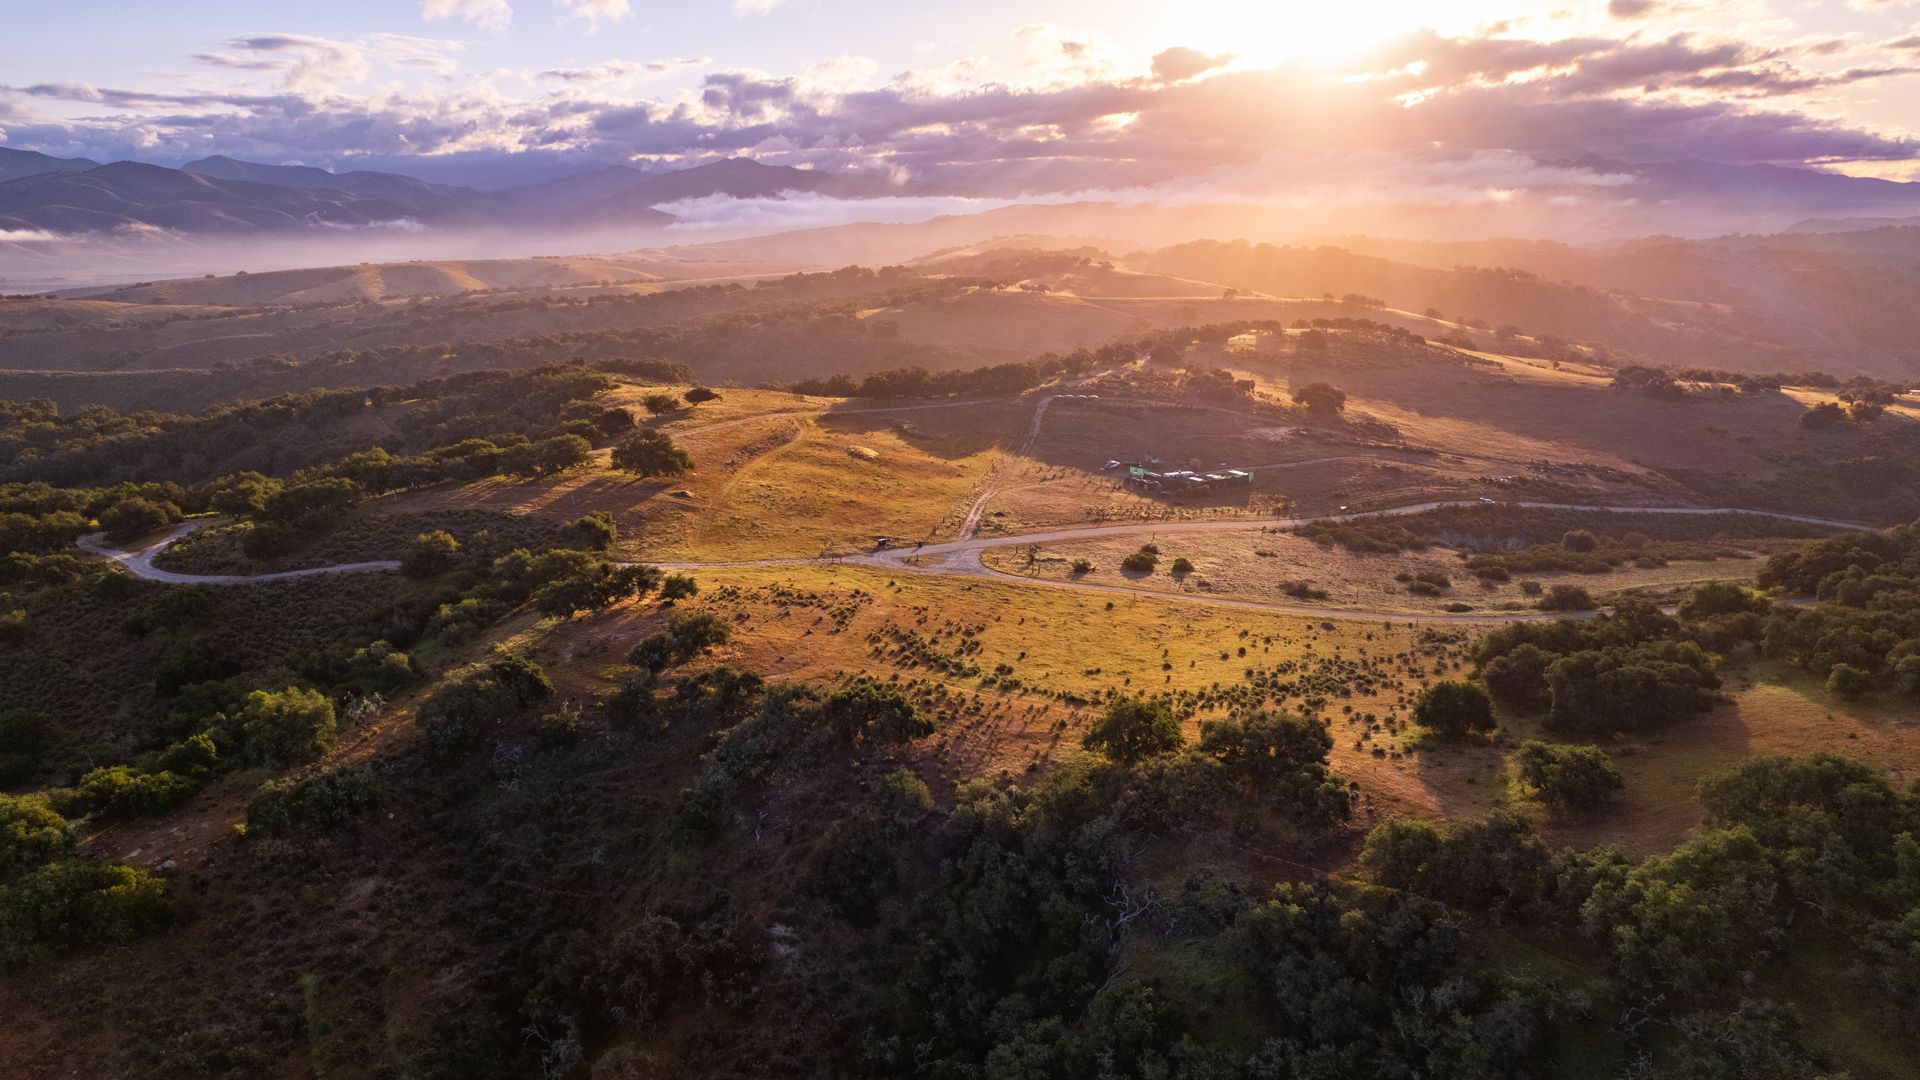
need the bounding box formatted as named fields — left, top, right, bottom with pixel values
left=563, top=158, right=956, bottom=227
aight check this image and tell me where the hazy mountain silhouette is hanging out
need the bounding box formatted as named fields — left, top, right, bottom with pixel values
left=0, top=161, right=449, bottom=234
left=560, top=158, right=959, bottom=226
left=0, top=146, right=103, bottom=183
left=496, top=164, right=649, bottom=210
left=182, top=155, right=490, bottom=205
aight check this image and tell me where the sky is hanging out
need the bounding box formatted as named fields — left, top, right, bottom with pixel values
left=4, top=0, right=1920, bottom=199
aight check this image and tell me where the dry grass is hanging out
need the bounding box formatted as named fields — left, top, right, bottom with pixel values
left=980, top=528, right=1767, bottom=615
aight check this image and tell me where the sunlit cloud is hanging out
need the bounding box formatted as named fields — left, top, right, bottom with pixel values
left=554, top=0, right=630, bottom=33
left=4, top=22, right=1918, bottom=197
left=421, top=0, right=513, bottom=34
left=732, top=0, right=785, bottom=16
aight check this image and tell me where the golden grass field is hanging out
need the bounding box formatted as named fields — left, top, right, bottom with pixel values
left=978, top=527, right=1768, bottom=614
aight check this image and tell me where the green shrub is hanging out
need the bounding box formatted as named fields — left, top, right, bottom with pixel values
left=1083, top=697, right=1184, bottom=765
left=1279, top=580, right=1328, bottom=600
left=1519, top=580, right=1543, bottom=596
left=245, top=767, right=382, bottom=839
left=99, top=498, right=180, bottom=544
left=1170, top=557, right=1195, bottom=575
left=347, top=640, right=415, bottom=694
left=0, top=861, right=170, bottom=966
left=1545, top=643, right=1720, bottom=733
left=401, top=530, right=460, bottom=577
left=238, top=687, right=337, bottom=767
left=658, top=573, right=699, bottom=600
left=156, top=732, right=219, bottom=777
left=1198, top=710, right=1349, bottom=825
left=640, top=393, right=679, bottom=416
left=1539, top=584, right=1596, bottom=611
left=419, top=658, right=550, bottom=759
left=74, top=766, right=202, bottom=819
left=559, top=511, right=617, bottom=551
left=1070, top=559, right=1093, bottom=573
left=604, top=670, right=660, bottom=733
left=1121, top=550, right=1158, bottom=573
left=259, top=478, right=361, bottom=525
left=668, top=786, right=726, bottom=847
left=825, top=678, right=937, bottom=745
left=1561, top=530, right=1599, bottom=553
left=1514, top=741, right=1624, bottom=810
left=806, top=769, right=932, bottom=915
left=1290, top=381, right=1346, bottom=417
left=627, top=612, right=732, bottom=672
left=1678, top=580, right=1768, bottom=620
left=0, top=794, right=72, bottom=880
left=611, top=429, right=693, bottom=478
left=1481, top=643, right=1555, bottom=714
left=534, top=708, right=581, bottom=748
left=1828, top=662, right=1876, bottom=699
left=1413, top=681, right=1496, bottom=737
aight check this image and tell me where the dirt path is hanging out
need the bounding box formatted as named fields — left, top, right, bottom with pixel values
left=77, top=524, right=401, bottom=584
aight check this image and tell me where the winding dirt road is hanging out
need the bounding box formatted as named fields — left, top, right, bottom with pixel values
left=83, top=498, right=1866, bottom=624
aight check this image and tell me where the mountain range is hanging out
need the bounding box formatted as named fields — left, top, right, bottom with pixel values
left=0, top=151, right=957, bottom=237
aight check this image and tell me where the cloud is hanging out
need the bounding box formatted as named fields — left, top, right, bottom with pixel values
left=732, top=0, right=784, bottom=15
left=0, top=229, right=61, bottom=243
left=1150, top=47, right=1234, bottom=84
left=1608, top=0, right=1662, bottom=19
left=555, top=0, right=630, bottom=32
left=421, top=0, right=512, bottom=34
left=5, top=23, right=1919, bottom=199
left=1017, top=25, right=1120, bottom=87
left=537, top=58, right=712, bottom=84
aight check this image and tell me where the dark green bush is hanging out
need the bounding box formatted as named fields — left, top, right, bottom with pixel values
left=627, top=612, right=732, bottom=672
left=0, top=861, right=169, bottom=966
left=1413, top=681, right=1495, bottom=737
left=611, top=429, right=693, bottom=478
left=1539, top=584, right=1596, bottom=611
left=559, top=511, right=617, bottom=551
left=245, top=766, right=381, bottom=839
left=99, top=498, right=179, bottom=544
left=1514, top=741, right=1623, bottom=810
left=825, top=678, right=937, bottom=745
left=1083, top=697, right=1184, bottom=765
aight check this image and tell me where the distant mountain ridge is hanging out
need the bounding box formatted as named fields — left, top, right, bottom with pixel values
left=5, top=147, right=1920, bottom=240
left=0, top=146, right=103, bottom=183
left=0, top=154, right=943, bottom=235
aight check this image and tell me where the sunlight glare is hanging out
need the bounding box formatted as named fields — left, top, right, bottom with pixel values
left=1149, top=0, right=1540, bottom=67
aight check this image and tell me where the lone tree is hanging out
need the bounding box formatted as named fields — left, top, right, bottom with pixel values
left=1083, top=697, right=1184, bottom=765
left=1291, top=382, right=1347, bottom=418
left=640, top=393, right=680, bottom=416
left=612, top=429, right=693, bottom=478
left=684, top=386, right=721, bottom=405
left=1514, top=741, right=1623, bottom=811
left=1413, top=681, right=1496, bottom=737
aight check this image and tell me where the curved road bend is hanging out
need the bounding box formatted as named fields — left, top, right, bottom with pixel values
left=78, top=524, right=401, bottom=585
